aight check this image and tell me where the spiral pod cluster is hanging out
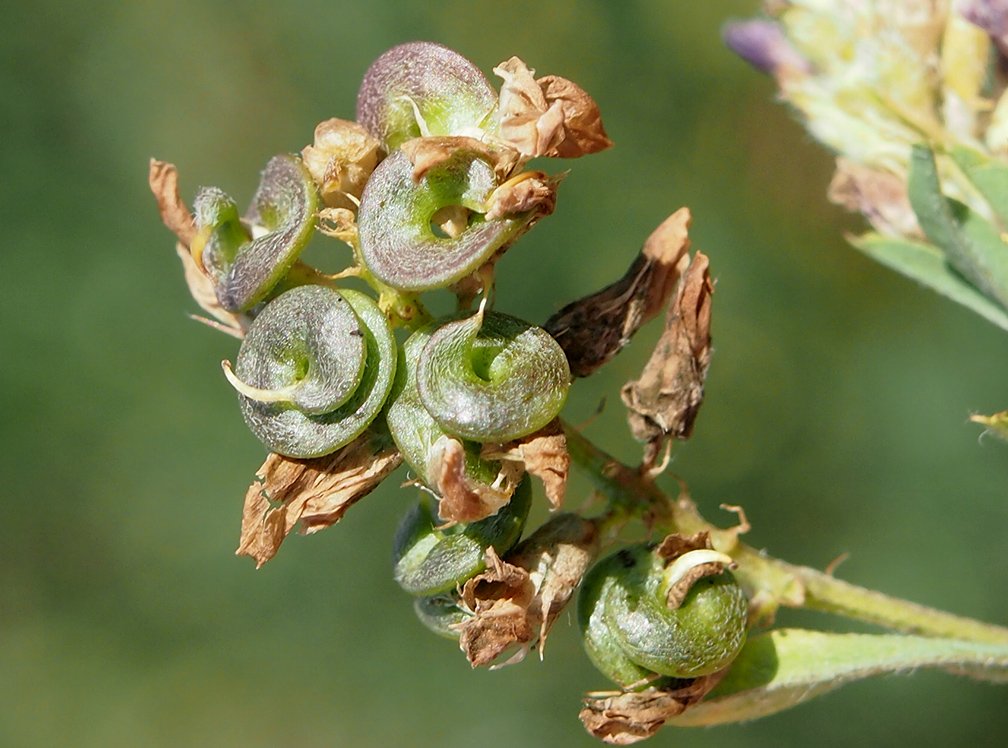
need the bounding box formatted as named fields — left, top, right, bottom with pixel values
left=193, top=154, right=319, bottom=312
left=226, top=284, right=397, bottom=459
left=356, top=41, right=498, bottom=151
left=578, top=543, right=748, bottom=688
left=392, top=477, right=532, bottom=597
left=385, top=308, right=571, bottom=488
left=357, top=148, right=533, bottom=292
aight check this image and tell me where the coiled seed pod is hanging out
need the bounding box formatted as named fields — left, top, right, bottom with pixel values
left=578, top=543, right=748, bottom=687
left=227, top=285, right=396, bottom=458
left=413, top=594, right=471, bottom=639
left=191, top=187, right=249, bottom=285
left=384, top=317, right=505, bottom=495
left=416, top=309, right=571, bottom=442
left=358, top=149, right=533, bottom=291
left=355, top=41, right=498, bottom=151
left=392, top=477, right=532, bottom=597
left=193, top=154, right=319, bottom=312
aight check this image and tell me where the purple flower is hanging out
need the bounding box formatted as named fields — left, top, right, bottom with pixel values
left=722, top=19, right=810, bottom=76
left=960, top=0, right=1008, bottom=38
left=961, top=0, right=1008, bottom=57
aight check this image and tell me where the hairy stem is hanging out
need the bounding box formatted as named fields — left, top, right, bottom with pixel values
left=563, top=422, right=1008, bottom=647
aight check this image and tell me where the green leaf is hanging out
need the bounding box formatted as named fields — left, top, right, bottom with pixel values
left=667, top=629, right=1008, bottom=727
left=949, top=146, right=1008, bottom=225
left=852, top=233, right=1008, bottom=332
left=907, top=144, right=1008, bottom=309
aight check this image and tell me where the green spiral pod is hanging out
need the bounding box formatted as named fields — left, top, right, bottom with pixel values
left=357, top=148, right=534, bottom=292
left=579, top=550, right=664, bottom=689
left=355, top=41, right=498, bottom=151
left=416, top=309, right=571, bottom=443
left=229, top=285, right=397, bottom=458
left=384, top=318, right=509, bottom=492
left=392, top=477, right=532, bottom=597
left=194, top=154, right=319, bottom=312
left=413, top=594, right=471, bottom=639
left=578, top=544, right=748, bottom=687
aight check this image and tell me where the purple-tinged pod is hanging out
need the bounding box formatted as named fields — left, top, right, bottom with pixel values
left=358, top=149, right=530, bottom=291
left=416, top=310, right=571, bottom=443
left=227, top=285, right=397, bottom=458
left=211, top=155, right=320, bottom=313
left=356, top=41, right=498, bottom=151
left=191, top=187, right=251, bottom=287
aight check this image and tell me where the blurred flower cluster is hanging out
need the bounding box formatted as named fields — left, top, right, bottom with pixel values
left=726, top=1, right=1008, bottom=338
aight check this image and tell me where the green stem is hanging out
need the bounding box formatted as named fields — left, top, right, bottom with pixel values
left=775, top=559, right=1008, bottom=645
left=562, top=422, right=1008, bottom=647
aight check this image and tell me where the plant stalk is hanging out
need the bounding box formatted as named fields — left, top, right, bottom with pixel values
left=563, top=422, right=1008, bottom=646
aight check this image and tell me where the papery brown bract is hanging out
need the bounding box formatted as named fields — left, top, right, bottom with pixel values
left=621, top=251, right=713, bottom=466
left=546, top=208, right=692, bottom=378
left=493, top=56, right=612, bottom=159
left=579, top=673, right=725, bottom=746
left=236, top=430, right=402, bottom=568
left=481, top=419, right=570, bottom=511
left=300, top=118, right=381, bottom=208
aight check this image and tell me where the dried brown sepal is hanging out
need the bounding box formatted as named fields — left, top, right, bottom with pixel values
left=493, top=57, right=612, bottom=159
left=149, top=158, right=197, bottom=247
left=537, top=74, right=613, bottom=158
left=827, top=158, right=920, bottom=238
left=620, top=250, right=713, bottom=466
left=655, top=531, right=733, bottom=609
left=485, top=171, right=562, bottom=222
left=175, top=243, right=245, bottom=338
left=318, top=207, right=359, bottom=246
left=453, top=516, right=592, bottom=669
left=545, top=208, right=692, bottom=377
left=455, top=515, right=598, bottom=666
left=655, top=531, right=712, bottom=561
left=580, top=672, right=725, bottom=745
left=508, top=513, right=599, bottom=653
left=236, top=431, right=403, bottom=568
left=300, top=118, right=381, bottom=208
left=428, top=435, right=523, bottom=524
left=399, top=136, right=520, bottom=183
left=481, top=419, right=570, bottom=510
left=456, top=547, right=536, bottom=667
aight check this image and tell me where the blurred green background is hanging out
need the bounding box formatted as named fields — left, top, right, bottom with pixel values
left=3, top=0, right=1006, bottom=746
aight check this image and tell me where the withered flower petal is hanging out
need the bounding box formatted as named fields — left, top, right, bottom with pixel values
left=236, top=430, right=402, bottom=568
left=300, top=117, right=381, bottom=207
left=579, top=672, right=725, bottom=745
left=494, top=56, right=612, bottom=159
left=428, top=435, right=522, bottom=524
left=454, top=513, right=598, bottom=667
left=545, top=208, right=692, bottom=377
left=481, top=419, right=570, bottom=510
left=149, top=158, right=197, bottom=247
left=620, top=250, right=713, bottom=463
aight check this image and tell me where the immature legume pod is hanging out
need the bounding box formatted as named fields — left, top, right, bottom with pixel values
left=193, top=154, right=319, bottom=313
left=356, top=41, right=498, bottom=151
left=578, top=544, right=748, bottom=687
left=357, top=148, right=534, bottom=292
left=392, top=477, right=532, bottom=597
left=230, top=285, right=396, bottom=458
